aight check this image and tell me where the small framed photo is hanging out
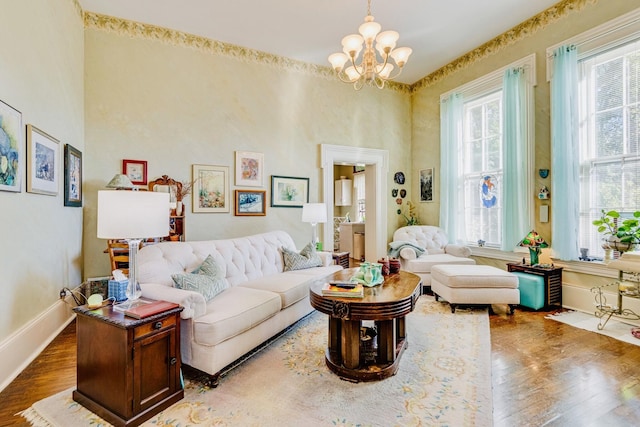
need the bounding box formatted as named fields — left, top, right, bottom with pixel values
left=420, top=168, right=434, bottom=202
left=0, top=99, right=22, bottom=193
left=192, top=164, right=229, bottom=213
left=235, top=151, right=264, bottom=187
left=27, top=124, right=59, bottom=196
left=64, top=144, right=82, bottom=207
left=270, top=175, right=309, bottom=208
left=235, top=189, right=266, bottom=216
left=122, top=159, right=147, bottom=185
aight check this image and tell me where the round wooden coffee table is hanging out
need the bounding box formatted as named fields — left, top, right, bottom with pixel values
left=309, top=268, right=421, bottom=382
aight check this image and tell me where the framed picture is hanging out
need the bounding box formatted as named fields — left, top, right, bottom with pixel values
left=235, top=151, right=264, bottom=187
left=270, top=175, right=309, bottom=208
left=235, top=189, right=266, bottom=216
left=64, top=144, right=82, bottom=207
left=192, top=164, right=229, bottom=213
left=122, top=159, right=147, bottom=185
left=420, top=168, right=434, bottom=202
left=27, top=124, right=59, bottom=196
left=0, top=99, right=23, bottom=192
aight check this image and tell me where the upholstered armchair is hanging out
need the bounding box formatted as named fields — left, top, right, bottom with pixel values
left=390, top=225, right=475, bottom=292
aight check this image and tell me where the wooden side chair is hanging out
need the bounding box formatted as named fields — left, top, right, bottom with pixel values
left=107, top=240, right=133, bottom=275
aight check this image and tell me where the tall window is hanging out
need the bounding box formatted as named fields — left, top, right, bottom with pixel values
left=463, top=91, right=503, bottom=246
left=441, top=54, right=534, bottom=249
left=579, top=40, right=640, bottom=258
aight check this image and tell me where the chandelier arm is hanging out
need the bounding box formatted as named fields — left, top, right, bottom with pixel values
left=348, top=55, right=365, bottom=78
left=336, top=72, right=357, bottom=84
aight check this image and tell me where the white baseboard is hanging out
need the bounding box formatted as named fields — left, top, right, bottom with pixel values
left=0, top=299, right=76, bottom=393
left=562, top=283, right=640, bottom=327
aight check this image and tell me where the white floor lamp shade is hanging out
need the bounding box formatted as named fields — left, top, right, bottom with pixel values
left=98, top=190, right=170, bottom=301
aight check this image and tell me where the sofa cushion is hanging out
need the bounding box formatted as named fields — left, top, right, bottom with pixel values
left=240, top=273, right=311, bottom=308
left=282, top=242, right=322, bottom=271
left=193, top=286, right=282, bottom=346
left=432, top=265, right=518, bottom=289
left=171, top=255, right=230, bottom=301
left=404, top=253, right=476, bottom=273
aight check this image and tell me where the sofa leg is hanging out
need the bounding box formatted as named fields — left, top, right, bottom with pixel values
left=508, top=304, right=516, bottom=315
left=449, top=303, right=456, bottom=313
left=207, top=373, right=220, bottom=388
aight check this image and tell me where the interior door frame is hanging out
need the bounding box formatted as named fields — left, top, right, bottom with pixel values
left=321, top=144, right=389, bottom=261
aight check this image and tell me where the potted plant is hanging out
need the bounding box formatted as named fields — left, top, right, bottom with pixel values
left=593, top=209, right=640, bottom=252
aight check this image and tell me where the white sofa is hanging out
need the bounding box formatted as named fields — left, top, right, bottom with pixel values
left=136, top=230, right=342, bottom=385
left=390, top=225, right=475, bottom=292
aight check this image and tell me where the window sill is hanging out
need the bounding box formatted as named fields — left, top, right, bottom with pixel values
left=469, top=247, right=618, bottom=279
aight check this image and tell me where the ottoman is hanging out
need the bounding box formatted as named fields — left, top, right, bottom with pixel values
left=431, top=265, right=520, bottom=314
left=511, top=272, right=545, bottom=310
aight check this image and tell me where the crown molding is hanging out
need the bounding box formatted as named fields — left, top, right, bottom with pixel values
left=410, top=0, right=598, bottom=93
left=82, top=11, right=411, bottom=94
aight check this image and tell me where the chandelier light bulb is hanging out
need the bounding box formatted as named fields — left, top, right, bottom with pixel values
left=328, top=0, right=411, bottom=89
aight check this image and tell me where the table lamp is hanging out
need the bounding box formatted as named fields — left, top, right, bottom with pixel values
left=97, top=190, right=170, bottom=303
left=518, top=230, right=549, bottom=266
left=301, top=203, right=327, bottom=249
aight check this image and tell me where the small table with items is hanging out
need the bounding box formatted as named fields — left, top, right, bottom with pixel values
left=309, top=268, right=421, bottom=382
left=591, top=252, right=640, bottom=330
left=507, top=262, right=563, bottom=308
left=72, top=301, right=184, bottom=427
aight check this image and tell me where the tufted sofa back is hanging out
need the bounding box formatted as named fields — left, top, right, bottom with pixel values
left=392, top=226, right=449, bottom=254
left=137, top=230, right=298, bottom=287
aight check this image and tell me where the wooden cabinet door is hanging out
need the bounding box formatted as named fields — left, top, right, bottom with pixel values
left=133, top=326, right=178, bottom=413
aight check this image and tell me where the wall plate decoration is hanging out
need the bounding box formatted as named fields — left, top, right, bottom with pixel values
left=391, top=189, right=398, bottom=197
left=539, top=169, right=549, bottom=179
left=394, top=171, right=405, bottom=184
left=400, top=189, right=407, bottom=198
left=27, top=124, right=59, bottom=196
left=0, top=99, right=22, bottom=192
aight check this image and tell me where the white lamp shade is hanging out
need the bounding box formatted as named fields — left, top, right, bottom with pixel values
left=97, top=190, right=170, bottom=239
left=375, top=30, right=399, bottom=54
left=301, top=203, right=327, bottom=224
left=390, top=47, right=413, bottom=66
left=342, top=34, right=364, bottom=57
left=358, top=20, right=381, bottom=41
left=328, top=52, right=349, bottom=71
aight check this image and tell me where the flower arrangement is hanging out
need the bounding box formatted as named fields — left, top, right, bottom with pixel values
left=176, top=178, right=198, bottom=201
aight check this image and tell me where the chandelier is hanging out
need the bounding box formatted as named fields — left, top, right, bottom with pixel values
left=328, top=0, right=412, bottom=90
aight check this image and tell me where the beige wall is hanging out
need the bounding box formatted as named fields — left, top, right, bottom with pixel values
left=410, top=0, right=639, bottom=241
left=0, top=0, right=84, bottom=343
left=83, top=29, right=412, bottom=278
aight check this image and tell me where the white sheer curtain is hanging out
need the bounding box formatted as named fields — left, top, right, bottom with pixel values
left=439, top=93, right=466, bottom=243
left=501, top=67, right=530, bottom=250
left=550, top=45, right=580, bottom=260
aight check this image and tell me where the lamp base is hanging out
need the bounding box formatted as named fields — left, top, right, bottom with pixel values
left=529, top=247, right=541, bottom=266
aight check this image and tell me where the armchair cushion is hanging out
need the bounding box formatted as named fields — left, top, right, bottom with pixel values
left=445, top=244, right=472, bottom=258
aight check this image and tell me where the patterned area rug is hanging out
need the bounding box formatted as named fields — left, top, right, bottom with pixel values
left=20, top=295, right=492, bottom=426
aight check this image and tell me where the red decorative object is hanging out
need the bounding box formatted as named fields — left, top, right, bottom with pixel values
left=122, top=159, right=148, bottom=185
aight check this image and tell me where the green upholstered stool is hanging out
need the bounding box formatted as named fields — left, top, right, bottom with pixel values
left=512, top=272, right=545, bottom=310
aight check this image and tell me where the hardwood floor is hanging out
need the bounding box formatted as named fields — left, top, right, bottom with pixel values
left=1, top=306, right=639, bottom=426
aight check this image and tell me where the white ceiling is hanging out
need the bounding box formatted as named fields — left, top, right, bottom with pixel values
left=77, top=0, right=560, bottom=85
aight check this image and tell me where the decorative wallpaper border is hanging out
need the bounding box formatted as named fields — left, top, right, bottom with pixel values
left=82, top=11, right=410, bottom=94
left=79, top=0, right=596, bottom=95
left=410, top=0, right=598, bottom=92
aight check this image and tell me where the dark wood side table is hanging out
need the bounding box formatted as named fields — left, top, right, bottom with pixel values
left=332, top=251, right=350, bottom=269
left=72, top=303, right=184, bottom=427
left=309, top=269, right=421, bottom=382
left=507, top=262, right=563, bottom=307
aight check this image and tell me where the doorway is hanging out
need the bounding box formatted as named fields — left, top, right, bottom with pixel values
left=321, top=144, right=389, bottom=261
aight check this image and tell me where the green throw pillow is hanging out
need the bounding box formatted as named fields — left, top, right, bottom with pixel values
left=171, top=254, right=230, bottom=301
left=282, top=242, right=323, bottom=271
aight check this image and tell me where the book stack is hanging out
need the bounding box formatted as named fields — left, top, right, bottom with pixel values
left=321, top=282, right=364, bottom=298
